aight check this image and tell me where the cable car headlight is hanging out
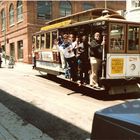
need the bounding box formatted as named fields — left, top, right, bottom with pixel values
left=130, top=64, right=136, bottom=71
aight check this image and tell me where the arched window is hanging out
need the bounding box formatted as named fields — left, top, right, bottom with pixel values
left=9, top=4, right=14, bottom=25
left=17, top=0, right=23, bottom=22
left=1, top=9, right=6, bottom=31
left=59, top=1, right=72, bottom=17
left=37, top=1, right=52, bottom=20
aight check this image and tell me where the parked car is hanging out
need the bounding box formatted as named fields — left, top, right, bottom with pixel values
left=91, top=99, right=140, bottom=139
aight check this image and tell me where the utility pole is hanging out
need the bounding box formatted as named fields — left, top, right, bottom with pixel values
left=4, top=10, right=6, bottom=64
left=105, top=0, right=107, bottom=9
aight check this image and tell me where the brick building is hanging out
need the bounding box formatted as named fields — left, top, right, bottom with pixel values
left=0, top=0, right=126, bottom=63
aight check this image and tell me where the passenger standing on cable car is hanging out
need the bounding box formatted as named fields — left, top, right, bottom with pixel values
left=59, top=34, right=77, bottom=82
left=76, top=35, right=90, bottom=86
left=57, top=33, right=68, bottom=70
left=58, top=31, right=64, bottom=46
left=89, top=32, right=105, bottom=88
left=68, top=34, right=79, bottom=80
left=68, top=34, right=79, bottom=55
left=32, top=46, right=36, bottom=69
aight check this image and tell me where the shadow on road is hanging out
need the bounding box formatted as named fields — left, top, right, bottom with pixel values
left=38, top=74, right=140, bottom=101
left=0, top=89, right=90, bottom=140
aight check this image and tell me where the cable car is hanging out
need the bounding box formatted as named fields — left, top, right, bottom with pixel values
left=32, top=8, right=140, bottom=94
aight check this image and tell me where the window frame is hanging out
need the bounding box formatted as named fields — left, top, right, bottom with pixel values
left=59, top=1, right=72, bottom=17
left=17, top=0, right=23, bottom=22
left=9, top=3, right=14, bottom=26
left=127, top=24, right=140, bottom=54
left=37, top=1, right=52, bottom=20
left=44, top=32, right=51, bottom=50
left=109, top=23, right=126, bottom=53
left=51, top=30, right=58, bottom=49
left=1, top=9, right=6, bottom=31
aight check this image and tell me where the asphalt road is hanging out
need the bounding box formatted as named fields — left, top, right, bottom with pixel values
left=0, top=62, right=140, bottom=140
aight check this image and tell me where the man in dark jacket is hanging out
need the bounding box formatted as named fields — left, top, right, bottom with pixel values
left=77, top=35, right=90, bottom=85
left=89, top=32, right=105, bottom=88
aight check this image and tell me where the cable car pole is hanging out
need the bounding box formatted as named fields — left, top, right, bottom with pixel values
left=101, top=35, right=105, bottom=79
left=101, top=0, right=107, bottom=79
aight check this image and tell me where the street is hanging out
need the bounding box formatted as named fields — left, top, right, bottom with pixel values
left=0, top=62, right=140, bottom=140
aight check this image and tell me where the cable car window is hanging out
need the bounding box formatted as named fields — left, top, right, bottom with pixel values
left=32, top=35, right=36, bottom=51
left=32, top=35, right=35, bottom=44
left=41, top=34, right=45, bottom=49
left=45, top=32, right=50, bottom=49
left=52, top=31, right=58, bottom=49
left=128, top=26, right=139, bottom=51
left=110, top=24, right=125, bottom=52
left=36, top=35, right=40, bottom=49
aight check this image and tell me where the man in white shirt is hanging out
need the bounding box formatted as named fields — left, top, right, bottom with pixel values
left=59, top=34, right=78, bottom=82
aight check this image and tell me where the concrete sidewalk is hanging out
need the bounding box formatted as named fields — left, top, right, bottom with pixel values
left=1, top=58, right=33, bottom=69
left=1, top=58, right=39, bottom=75
left=0, top=59, right=53, bottom=140
left=0, top=103, right=53, bottom=140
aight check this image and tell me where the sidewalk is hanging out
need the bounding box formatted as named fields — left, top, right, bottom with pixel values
left=1, top=58, right=32, bottom=68
left=1, top=58, right=39, bottom=75
left=0, top=103, right=53, bottom=140
left=0, top=59, right=53, bottom=140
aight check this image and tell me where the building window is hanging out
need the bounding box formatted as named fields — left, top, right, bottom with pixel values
left=1, top=9, right=6, bottom=31
left=9, top=4, right=14, bottom=26
left=59, top=1, right=72, bottom=17
left=83, top=3, right=94, bottom=10
left=17, top=40, right=23, bottom=59
left=17, top=0, right=23, bottom=22
left=10, top=42, right=15, bottom=57
left=135, top=0, right=140, bottom=7
left=132, top=0, right=140, bottom=8
left=37, top=1, right=52, bottom=20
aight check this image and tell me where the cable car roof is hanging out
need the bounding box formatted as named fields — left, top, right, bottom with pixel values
left=46, top=8, right=120, bottom=25
left=40, top=8, right=125, bottom=31
left=35, top=8, right=140, bottom=34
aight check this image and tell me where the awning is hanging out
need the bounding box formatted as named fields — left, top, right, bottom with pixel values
left=41, top=20, right=72, bottom=31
